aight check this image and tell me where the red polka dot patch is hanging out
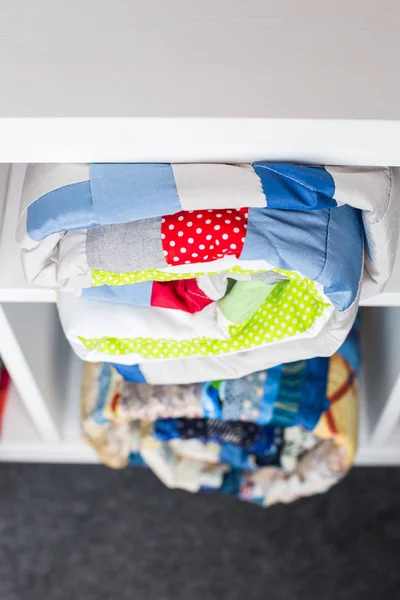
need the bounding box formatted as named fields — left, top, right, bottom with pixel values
left=161, top=207, right=248, bottom=266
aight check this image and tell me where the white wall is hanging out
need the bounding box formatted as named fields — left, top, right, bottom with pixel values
left=1, top=0, right=400, bottom=118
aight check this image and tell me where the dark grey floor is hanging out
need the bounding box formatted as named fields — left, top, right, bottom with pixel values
left=0, top=465, right=399, bottom=600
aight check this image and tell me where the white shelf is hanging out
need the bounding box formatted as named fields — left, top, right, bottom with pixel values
left=356, top=419, right=400, bottom=466
left=0, top=0, right=398, bottom=470
left=385, top=424, right=400, bottom=451
left=0, top=164, right=55, bottom=303
left=0, top=163, right=399, bottom=465
left=0, top=2, right=399, bottom=467
left=356, top=367, right=400, bottom=465
left=0, top=303, right=60, bottom=441
left=0, top=357, right=97, bottom=464
left=2, top=119, right=400, bottom=165
left=0, top=385, right=40, bottom=445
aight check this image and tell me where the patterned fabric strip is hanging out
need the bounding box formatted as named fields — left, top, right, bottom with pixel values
left=92, top=265, right=268, bottom=286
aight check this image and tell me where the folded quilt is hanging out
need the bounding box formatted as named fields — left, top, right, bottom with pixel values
left=82, top=324, right=359, bottom=507
left=18, top=163, right=400, bottom=374
left=87, top=356, right=330, bottom=427
left=57, top=269, right=335, bottom=369
left=19, top=163, right=398, bottom=297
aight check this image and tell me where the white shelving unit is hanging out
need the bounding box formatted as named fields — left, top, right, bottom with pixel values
left=0, top=2, right=399, bottom=467
left=0, top=164, right=97, bottom=463
left=0, top=158, right=399, bottom=464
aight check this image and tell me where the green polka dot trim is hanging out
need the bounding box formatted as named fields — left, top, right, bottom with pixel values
left=79, top=275, right=330, bottom=359
left=92, top=266, right=267, bottom=286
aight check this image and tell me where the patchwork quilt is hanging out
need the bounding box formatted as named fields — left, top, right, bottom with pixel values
left=18, top=163, right=400, bottom=380
left=81, top=323, right=360, bottom=507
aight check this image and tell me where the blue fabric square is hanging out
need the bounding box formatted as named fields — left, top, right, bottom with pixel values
left=83, top=282, right=153, bottom=307
left=315, top=205, right=363, bottom=311
left=27, top=181, right=95, bottom=241
left=89, top=163, right=181, bottom=224
left=242, top=207, right=329, bottom=282
left=252, top=163, right=336, bottom=210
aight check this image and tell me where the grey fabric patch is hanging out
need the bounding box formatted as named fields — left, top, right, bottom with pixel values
left=87, top=217, right=165, bottom=272
left=251, top=271, right=289, bottom=285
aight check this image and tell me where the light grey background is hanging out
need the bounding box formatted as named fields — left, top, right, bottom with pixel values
left=0, top=0, right=399, bottom=118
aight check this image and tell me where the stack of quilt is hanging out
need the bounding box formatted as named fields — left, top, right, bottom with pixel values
left=17, top=162, right=399, bottom=504
left=82, top=324, right=360, bottom=507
